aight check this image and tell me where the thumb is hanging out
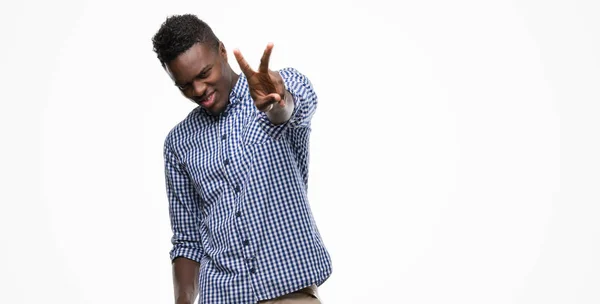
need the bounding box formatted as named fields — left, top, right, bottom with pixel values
left=267, top=93, right=281, bottom=104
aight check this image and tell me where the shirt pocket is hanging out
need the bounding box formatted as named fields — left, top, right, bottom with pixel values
left=242, top=116, right=274, bottom=146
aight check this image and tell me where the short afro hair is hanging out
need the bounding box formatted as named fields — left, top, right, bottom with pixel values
left=152, top=14, right=220, bottom=67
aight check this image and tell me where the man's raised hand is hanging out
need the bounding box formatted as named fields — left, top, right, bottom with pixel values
left=233, top=43, right=286, bottom=112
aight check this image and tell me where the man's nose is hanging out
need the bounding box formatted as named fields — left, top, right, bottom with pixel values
left=191, top=80, right=207, bottom=97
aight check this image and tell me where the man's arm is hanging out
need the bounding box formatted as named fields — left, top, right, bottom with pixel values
left=266, top=68, right=317, bottom=128
left=164, top=136, right=204, bottom=304
left=173, top=257, right=200, bottom=304
left=233, top=44, right=318, bottom=142
left=233, top=44, right=317, bottom=127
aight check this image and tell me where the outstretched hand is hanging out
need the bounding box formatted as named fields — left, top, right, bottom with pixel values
left=233, top=43, right=286, bottom=112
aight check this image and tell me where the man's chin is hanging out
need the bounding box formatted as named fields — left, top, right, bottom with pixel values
left=203, top=101, right=226, bottom=116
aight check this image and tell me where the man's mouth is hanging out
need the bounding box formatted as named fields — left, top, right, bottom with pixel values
left=196, top=91, right=216, bottom=108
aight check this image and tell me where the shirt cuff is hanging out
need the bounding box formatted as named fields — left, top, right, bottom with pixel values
left=170, top=246, right=203, bottom=263
left=256, top=92, right=299, bottom=140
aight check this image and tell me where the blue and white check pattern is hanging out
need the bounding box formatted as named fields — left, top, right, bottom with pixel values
left=164, top=68, right=332, bottom=304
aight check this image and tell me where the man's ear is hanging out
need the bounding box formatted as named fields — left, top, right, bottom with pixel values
left=219, top=41, right=227, bottom=60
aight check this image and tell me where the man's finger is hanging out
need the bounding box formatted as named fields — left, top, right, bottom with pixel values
left=267, top=92, right=281, bottom=104
left=233, top=49, right=254, bottom=77
left=257, top=93, right=281, bottom=112
left=277, top=97, right=286, bottom=108
left=259, top=43, right=274, bottom=73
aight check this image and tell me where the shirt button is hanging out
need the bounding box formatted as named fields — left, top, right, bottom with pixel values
left=243, top=240, right=249, bottom=246
left=235, top=186, right=240, bottom=193
left=221, top=134, right=227, bottom=140
left=224, top=159, right=230, bottom=165
left=249, top=268, right=256, bottom=274
left=235, top=211, right=241, bottom=218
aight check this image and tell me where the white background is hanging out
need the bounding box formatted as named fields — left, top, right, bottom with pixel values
left=1, top=0, right=599, bottom=303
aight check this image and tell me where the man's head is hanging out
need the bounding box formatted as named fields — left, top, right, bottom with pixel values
left=152, top=14, right=238, bottom=114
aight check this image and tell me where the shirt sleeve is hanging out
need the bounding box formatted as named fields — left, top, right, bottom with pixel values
left=164, top=136, right=205, bottom=263
left=256, top=67, right=318, bottom=139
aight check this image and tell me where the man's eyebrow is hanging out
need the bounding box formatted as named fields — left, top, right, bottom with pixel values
left=196, top=64, right=213, bottom=77
left=174, top=65, right=214, bottom=87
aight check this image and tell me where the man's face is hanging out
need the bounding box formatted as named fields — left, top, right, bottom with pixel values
left=165, top=42, right=231, bottom=115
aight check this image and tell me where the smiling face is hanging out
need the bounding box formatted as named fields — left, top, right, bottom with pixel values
left=165, top=42, right=238, bottom=115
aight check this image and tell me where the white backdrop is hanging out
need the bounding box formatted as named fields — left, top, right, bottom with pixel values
left=1, top=0, right=599, bottom=303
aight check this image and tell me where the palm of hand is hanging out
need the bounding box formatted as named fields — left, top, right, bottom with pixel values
left=234, top=43, right=285, bottom=112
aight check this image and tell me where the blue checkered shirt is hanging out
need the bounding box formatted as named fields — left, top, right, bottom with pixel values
left=163, top=68, right=332, bottom=304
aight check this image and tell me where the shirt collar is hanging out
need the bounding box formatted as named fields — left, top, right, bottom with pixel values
left=228, top=73, right=246, bottom=105
left=198, top=73, right=245, bottom=117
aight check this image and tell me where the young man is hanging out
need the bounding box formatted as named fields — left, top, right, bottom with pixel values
left=152, top=14, right=332, bottom=304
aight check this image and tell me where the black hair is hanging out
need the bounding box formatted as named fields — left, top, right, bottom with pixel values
left=152, top=14, right=220, bottom=67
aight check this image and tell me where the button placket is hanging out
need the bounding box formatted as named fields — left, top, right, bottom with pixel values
left=246, top=253, right=257, bottom=275
left=223, top=101, right=258, bottom=278
left=222, top=115, right=230, bottom=167
left=220, top=107, right=239, bottom=195
left=242, top=239, right=256, bottom=275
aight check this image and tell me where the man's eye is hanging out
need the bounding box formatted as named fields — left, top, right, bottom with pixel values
left=197, top=69, right=211, bottom=79
left=177, top=84, right=189, bottom=90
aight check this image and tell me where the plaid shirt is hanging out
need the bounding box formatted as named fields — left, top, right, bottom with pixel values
left=164, top=68, right=332, bottom=304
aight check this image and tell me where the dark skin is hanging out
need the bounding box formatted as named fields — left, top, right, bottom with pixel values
left=234, top=43, right=287, bottom=112
left=166, top=42, right=287, bottom=115
left=171, top=257, right=199, bottom=304
left=164, top=42, right=288, bottom=304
